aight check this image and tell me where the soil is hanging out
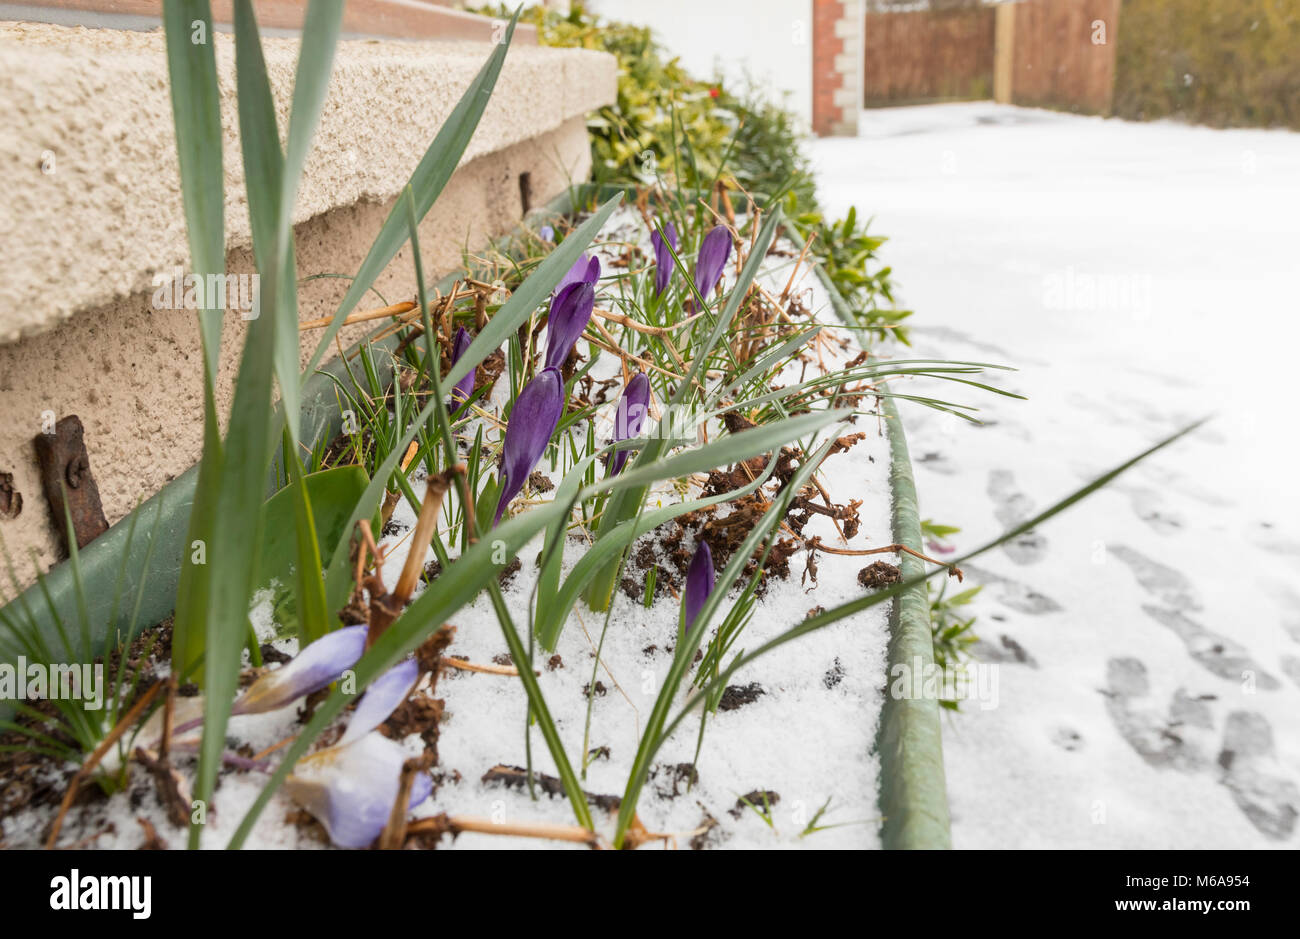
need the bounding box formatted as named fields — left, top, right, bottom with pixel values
left=718, top=683, right=766, bottom=712
left=479, top=763, right=621, bottom=813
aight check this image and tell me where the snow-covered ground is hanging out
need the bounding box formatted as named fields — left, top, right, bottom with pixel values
left=812, top=103, right=1300, bottom=848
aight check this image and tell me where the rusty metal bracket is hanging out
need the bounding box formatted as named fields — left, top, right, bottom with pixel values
left=33, top=415, right=109, bottom=551
left=0, top=472, right=20, bottom=519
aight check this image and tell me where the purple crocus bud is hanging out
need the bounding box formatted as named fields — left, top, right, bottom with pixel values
left=683, top=541, right=715, bottom=635
left=231, top=625, right=367, bottom=716
left=610, top=372, right=651, bottom=476
left=650, top=221, right=678, bottom=297
left=340, top=658, right=419, bottom=746
left=554, top=253, right=600, bottom=299
left=284, top=731, right=433, bottom=848
left=544, top=280, right=596, bottom=371
left=693, top=225, right=732, bottom=300
left=538, top=224, right=555, bottom=243
left=449, top=326, right=476, bottom=407
left=494, top=367, right=564, bottom=525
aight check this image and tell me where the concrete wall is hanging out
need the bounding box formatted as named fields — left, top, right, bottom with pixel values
left=0, top=22, right=615, bottom=586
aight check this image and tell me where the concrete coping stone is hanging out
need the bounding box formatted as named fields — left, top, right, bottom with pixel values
left=0, top=21, right=617, bottom=343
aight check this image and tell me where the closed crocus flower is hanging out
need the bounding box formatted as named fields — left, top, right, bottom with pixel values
left=284, top=658, right=429, bottom=848
left=693, top=225, right=732, bottom=300
left=544, top=280, right=596, bottom=371
left=609, top=372, right=650, bottom=476
left=554, top=253, right=600, bottom=299
left=683, top=540, right=715, bottom=635
left=494, top=367, right=565, bottom=525
left=650, top=221, right=678, bottom=297
left=449, top=326, right=476, bottom=407
left=231, top=625, right=367, bottom=716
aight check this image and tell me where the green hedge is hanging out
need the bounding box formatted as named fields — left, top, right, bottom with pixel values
left=1114, top=0, right=1300, bottom=129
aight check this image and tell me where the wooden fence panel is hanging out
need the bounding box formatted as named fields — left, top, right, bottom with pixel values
left=863, top=7, right=996, bottom=105
left=1010, top=0, right=1121, bottom=114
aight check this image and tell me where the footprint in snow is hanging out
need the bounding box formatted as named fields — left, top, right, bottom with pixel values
left=1104, top=661, right=1298, bottom=839
left=1140, top=606, right=1280, bottom=691
left=1217, top=711, right=1300, bottom=841
left=1050, top=726, right=1085, bottom=752
left=969, top=634, right=1037, bottom=667
left=986, top=470, right=1048, bottom=565
left=915, top=450, right=958, bottom=476
left=962, top=563, right=1062, bottom=616
left=1262, top=580, right=1300, bottom=644
left=1109, top=545, right=1203, bottom=612
left=1280, top=655, right=1300, bottom=690
left=1102, top=657, right=1208, bottom=773
left=1169, top=688, right=1216, bottom=731
left=1244, top=522, right=1300, bottom=557
left=1119, top=486, right=1185, bottom=536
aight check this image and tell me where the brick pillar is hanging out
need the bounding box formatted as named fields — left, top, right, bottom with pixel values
left=812, top=0, right=861, bottom=137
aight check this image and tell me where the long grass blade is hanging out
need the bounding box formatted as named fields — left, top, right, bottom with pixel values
left=305, top=9, right=523, bottom=378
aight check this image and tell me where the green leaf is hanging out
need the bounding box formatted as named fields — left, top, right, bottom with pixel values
left=257, top=463, right=366, bottom=636
left=188, top=0, right=343, bottom=849
left=165, top=0, right=225, bottom=689
left=305, top=8, right=524, bottom=379
left=229, top=398, right=845, bottom=846
left=536, top=450, right=779, bottom=650
left=162, top=0, right=224, bottom=383
left=639, top=420, right=1210, bottom=845
left=319, top=193, right=627, bottom=616
left=584, top=207, right=786, bottom=611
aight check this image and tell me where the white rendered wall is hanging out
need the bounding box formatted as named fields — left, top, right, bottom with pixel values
left=589, top=0, right=814, bottom=127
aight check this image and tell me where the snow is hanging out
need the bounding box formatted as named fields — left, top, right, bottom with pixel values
left=812, top=102, right=1300, bottom=848
left=383, top=207, right=897, bottom=848
left=4, top=207, right=902, bottom=850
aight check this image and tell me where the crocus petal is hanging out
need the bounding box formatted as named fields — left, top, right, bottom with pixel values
left=231, top=625, right=367, bottom=716
left=340, top=658, right=419, bottom=746
left=610, top=372, right=651, bottom=476
left=651, top=221, right=678, bottom=297
left=449, top=326, right=476, bottom=406
left=544, top=280, right=596, bottom=371
left=284, top=732, right=432, bottom=849
left=494, top=367, right=564, bottom=525
left=683, top=541, right=715, bottom=634
left=693, top=225, right=732, bottom=300
left=538, top=224, right=555, bottom=243
left=554, top=253, right=599, bottom=298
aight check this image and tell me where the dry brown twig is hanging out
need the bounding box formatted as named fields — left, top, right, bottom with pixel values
left=378, top=753, right=434, bottom=850
left=298, top=300, right=417, bottom=332
left=404, top=813, right=602, bottom=848
left=442, top=656, right=536, bottom=678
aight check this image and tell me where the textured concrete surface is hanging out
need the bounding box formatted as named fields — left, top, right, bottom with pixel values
left=0, top=21, right=613, bottom=585
left=0, top=21, right=615, bottom=342
left=0, top=115, right=594, bottom=587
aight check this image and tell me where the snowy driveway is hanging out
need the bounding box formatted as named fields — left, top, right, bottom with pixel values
left=812, top=103, right=1300, bottom=848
